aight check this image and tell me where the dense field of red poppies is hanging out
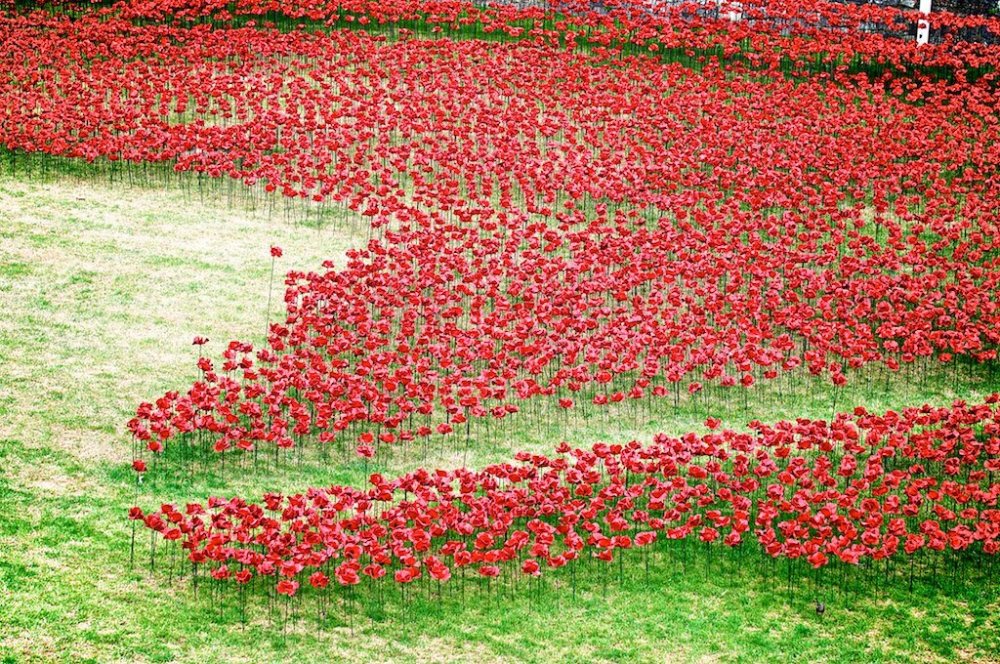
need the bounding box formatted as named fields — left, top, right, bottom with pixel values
left=4, top=0, right=1000, bottom=625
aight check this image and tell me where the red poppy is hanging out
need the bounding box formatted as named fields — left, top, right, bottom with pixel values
left=276, top=580, right=299, bottom=597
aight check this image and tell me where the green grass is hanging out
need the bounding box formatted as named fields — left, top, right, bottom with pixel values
left=1, top=170, right=999, bottom=663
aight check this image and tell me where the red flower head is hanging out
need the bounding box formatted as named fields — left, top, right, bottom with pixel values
left=310, top=571, right=330, bottom=589
left=276, top=579, right=299, bottom=597
left=478, top=565, right=501, bottom=579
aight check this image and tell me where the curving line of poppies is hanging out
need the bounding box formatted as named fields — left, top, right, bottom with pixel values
left=130, top=397, right=1000, bottom=608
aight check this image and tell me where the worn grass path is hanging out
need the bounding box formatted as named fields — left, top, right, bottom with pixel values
left=1, top=172, right=999, bottom=663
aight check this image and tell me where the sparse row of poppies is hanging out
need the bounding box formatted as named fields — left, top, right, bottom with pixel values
left=130, top=397, right=1000, bottom=605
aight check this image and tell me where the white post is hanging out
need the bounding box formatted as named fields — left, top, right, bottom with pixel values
left=916, top=0, right=932, bottom=46
left=726, top=2, right=741, bottom=23
left=714, top=0, right=740, bottom=23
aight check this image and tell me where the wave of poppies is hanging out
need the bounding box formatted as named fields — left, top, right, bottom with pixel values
left=130, top=397, right=1000, bottom=604
left=4, top=0, right=1000, bottom=465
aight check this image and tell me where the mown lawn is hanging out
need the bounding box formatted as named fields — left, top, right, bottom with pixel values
left=1, top=171, right=998, bottom=663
